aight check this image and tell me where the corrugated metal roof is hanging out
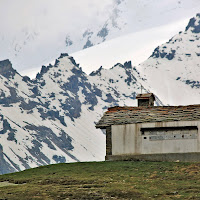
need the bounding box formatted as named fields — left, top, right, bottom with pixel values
left=96, top=105, right=200, bottom=128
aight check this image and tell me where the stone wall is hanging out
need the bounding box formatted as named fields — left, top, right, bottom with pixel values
left=110, top=120, right=200, bottom=160
left=106, top=126, right=112, bottom=156
left=106, top=152, right=200, bottom=162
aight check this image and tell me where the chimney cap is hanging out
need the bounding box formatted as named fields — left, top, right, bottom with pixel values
left=136, top=93, right=155, bottom=100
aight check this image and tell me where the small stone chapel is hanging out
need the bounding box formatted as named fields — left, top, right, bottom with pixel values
left=96, top=93, right=200, bottom=162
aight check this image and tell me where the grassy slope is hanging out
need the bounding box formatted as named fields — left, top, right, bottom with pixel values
left=0, top=161, right=199, bottom=200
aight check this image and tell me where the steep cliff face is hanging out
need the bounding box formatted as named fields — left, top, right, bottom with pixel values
left=136, top=13, right=200, bottom=105
left=0, top=53, right=155, bottom=174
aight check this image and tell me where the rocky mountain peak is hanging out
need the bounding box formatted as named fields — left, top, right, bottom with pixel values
left=123, top=61, right=132, bottom=69
left=36, top=64, right=53, bottom=79
left=137, top=13, right=200, bottom=106
left=58, top=53, right=69, bottom=59
left=89, top=66, right=103, bottom=76
left=185, top=13, right=200, bottom=33
left=0, top=51, right=155, bottom=174
left=35, top=53, right=82, bottom=80
left=0, top=59, right=19, bottom=78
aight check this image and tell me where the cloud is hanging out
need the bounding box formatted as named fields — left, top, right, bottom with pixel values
left=0, top=0, right=113, bottom=34
left=0, top=0, right=114, bottom=72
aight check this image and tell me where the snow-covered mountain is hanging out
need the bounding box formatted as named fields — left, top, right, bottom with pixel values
left=69, top=0, right=200, bottom=74
left=1, top=0, right=200, bottom=77
left=73, top=12, right=200, bottom=106
left=1, top=5, right=200, bottom=175
left=67, top=0, right=200, bottom=53
left=0, top=53, right=156, bottom=174
left=136, top=13, right=200, bottom=105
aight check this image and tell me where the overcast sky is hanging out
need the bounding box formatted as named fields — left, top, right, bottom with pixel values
left=0, top=0, right=200, bottom=78
left=0, top=0, right=116, bottom=75
left=0, top=0, right=113, bottom=34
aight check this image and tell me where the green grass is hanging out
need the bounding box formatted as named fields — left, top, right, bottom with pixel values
left=0, top=161, right=199, bottom=199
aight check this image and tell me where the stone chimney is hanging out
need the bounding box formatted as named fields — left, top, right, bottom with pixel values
left=136, top=93, right=155, bottom=107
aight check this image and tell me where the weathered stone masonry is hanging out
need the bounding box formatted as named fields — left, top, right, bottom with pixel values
left=106, top=126, right=112, bottom=156
left=96, top=93, right=200, bottom=162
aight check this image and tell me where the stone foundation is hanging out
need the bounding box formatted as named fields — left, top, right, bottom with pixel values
left=106, top=152, right=200, bottom=162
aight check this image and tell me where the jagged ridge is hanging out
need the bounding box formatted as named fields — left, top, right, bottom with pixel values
left=0, top=53, right=154, bottom=174
left=136, top=13, right=200, bottom=105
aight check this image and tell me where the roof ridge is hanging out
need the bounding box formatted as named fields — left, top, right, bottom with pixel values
left=97, top=104, right=200, bottom=128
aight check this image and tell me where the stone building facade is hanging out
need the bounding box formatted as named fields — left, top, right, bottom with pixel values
left=96, top=93, right=200, bottom=162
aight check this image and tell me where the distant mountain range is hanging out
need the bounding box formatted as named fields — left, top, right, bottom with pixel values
left=0, top=53, right=154, bottom=174
left=1, top=0, right=200, bottom=76
left=0, top=9, right=200, bottom=174
left=66, top=0, right=200, bottom=54
left=136, top=13, right=200, bottom=105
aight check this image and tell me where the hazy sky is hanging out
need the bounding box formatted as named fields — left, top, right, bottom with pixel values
left=0, top=0, right=200, bottom=78
left=0, top=0, right=115, bottom=40
left=0, top=0, right=115, bottom=74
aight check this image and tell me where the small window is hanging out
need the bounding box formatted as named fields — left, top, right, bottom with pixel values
left=141, top=126, right=198, bottom=141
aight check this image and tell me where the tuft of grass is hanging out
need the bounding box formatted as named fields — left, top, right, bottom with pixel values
left=0, top=161, right=199, bottom=199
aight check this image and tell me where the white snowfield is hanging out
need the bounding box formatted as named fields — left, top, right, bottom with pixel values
left=0, top=53, right=147, bottom=174
left=136, top=13, right=200, bottom=106
left=0, top=2, right=200, bottom=174
left=1, top=0, right=200, bottom=78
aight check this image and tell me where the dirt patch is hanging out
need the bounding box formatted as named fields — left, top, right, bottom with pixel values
left=0, top=181, right=18, bottom=187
